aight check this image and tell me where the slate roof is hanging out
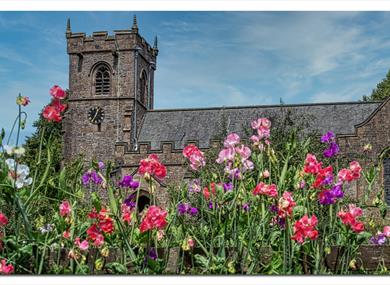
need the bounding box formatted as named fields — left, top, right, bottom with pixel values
left=138, top=101, right=381, bottom=150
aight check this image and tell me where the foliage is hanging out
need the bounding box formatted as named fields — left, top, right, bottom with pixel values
left=0, top=90, right=389, bottom=275
left=363, top=69, right=390, bottom=101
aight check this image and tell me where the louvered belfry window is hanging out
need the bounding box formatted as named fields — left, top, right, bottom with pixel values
left=95, top=66, right=110, bottom=95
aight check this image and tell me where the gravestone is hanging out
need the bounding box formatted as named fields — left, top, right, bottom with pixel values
left=384, top=157, right=390, bottom=206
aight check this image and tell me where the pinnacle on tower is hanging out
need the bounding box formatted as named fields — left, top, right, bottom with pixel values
left=66, top=18, right=72, bottom=37
left=131, top=15, right=138, bottom=33
left=153, top=36, right=158, bottom=50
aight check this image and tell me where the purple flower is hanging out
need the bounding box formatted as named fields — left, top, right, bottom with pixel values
left=323, top=142, right=340, bottom=158
left=242, top=203, right=250, bottom=212
left=208, top=201, right=216, bottom=209
left=148, top=248, right=157, bottom=260
left=370, top=233, right=387, bottom=245
left=124, top=194, right=136, bottom=208
left=177, top=203, right=190, bottom=215
left=98, top=161, right=105, bottom=169
left=82, top=170, right=102, bottom=186
left=331, top=184, right=344, bottom=199
left=118, top=175, right=140, bottom=189
left=189, top=207, right=199, bottom=216
left=277, top=217, right=286, bottom=229
left=269, top=204, right=278, bottom=213
left=188, top=179, right=201, bottom=193
left=321, top=131, right=335, bottom=143
left=223, top=182, right=233, bottom=192
left=319, top=189, right=336, bottom=205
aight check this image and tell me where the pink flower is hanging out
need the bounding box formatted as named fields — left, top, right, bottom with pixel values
left=253, top=182, right=278, bottom=198
left=262, top=170, right=270, bottom=178
left=138, top=154, right=167, bottom=180
left=383, top=226, right=390, bottom=237
left=257, top=126, right=270, bottom=140
left=235, top=144, right=251, bottom=160
left=183, top=144, right=205, bottom=171
left=224, top=133, right=240, bottom=148
left=59, top=200, right=71, bottom=217
left=349, top=161, right=362, bottom=179
left=139, top=206, right=168, bottom=233
left=278, top=192, right=296, bottom=218
left=50, top=85, right=66, bottom=100
left=74, top=237, right=89, bottom=251
left=0, top=212, right=8, bottom=227
left=291, top=214, right=319, bottom=244
left=63, top=230, right=71, bottom=239
left=0, top=259, right=14, bottom=275
left=303, top=154, right=322, bottom=174
left=216, top=147, right=235, bottom=163
left=338, top=204, right=364, bottom=233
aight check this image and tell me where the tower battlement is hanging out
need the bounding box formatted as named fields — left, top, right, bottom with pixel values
left=66, top=18, right=158, bottom=61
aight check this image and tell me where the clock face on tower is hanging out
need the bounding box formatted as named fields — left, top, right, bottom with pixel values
left=88, top=107, right=105, bottom=124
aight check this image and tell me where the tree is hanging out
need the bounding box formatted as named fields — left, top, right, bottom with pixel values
left=363, top=69, right=390, bottom=101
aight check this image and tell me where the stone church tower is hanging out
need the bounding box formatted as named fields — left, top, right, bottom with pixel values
left=63, top=16, right=158, bottom=163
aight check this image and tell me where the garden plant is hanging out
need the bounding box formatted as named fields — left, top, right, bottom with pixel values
left=0, top=86, right=389, bottom=275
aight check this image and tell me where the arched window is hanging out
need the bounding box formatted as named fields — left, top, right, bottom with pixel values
left=95, top=65, right=111, bottom=95
left=384, top=156, right=390, bottom=206
left=139, top=70, right=148, bottom=106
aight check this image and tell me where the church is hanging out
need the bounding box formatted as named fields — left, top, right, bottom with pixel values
left=63, top=17, right=390, bottom=207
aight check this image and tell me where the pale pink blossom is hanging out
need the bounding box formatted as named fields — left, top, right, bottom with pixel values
left=224, top=133, right=240, bottom=148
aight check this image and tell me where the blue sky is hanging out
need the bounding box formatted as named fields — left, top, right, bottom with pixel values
left=1, top=12, right=390, bottom=143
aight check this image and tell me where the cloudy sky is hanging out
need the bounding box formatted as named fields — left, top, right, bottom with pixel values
left=1, top=12, right=390, bottom=142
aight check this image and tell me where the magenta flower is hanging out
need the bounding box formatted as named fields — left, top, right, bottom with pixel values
left=321, top=131, right=335, bottom=143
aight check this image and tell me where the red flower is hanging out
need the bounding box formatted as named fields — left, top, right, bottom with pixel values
left=138, top=154, right=167, bottom=180
left=252, top=182, right=278, bottom=198
left=50, top=85, right=66, bottom=100
left=52, top=98, right=67, bottom=113
left=337, top=204, right=364, bottom=233
left=0, top=212, right=8, bottom=227
left=43, top=105, right=62, bottom=122
left=0, top=259, right=14, bottom=275
left=99, top=217, right=114, bottom=234
left=291, top=214, right=319, bottom=244
left=139, top=205, right=168, bottom=233
left=303, top=154, right=322, bottom=174
left=312, top=165, right=333, bottom=189
left=121, top=204, right=133, bottom=225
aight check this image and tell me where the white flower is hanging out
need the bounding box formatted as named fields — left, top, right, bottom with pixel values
left=5, top=158, right=33, bottom=189
left=39, top=224, right=54, bottom=234
left=2, top=145, right=26, bottom=158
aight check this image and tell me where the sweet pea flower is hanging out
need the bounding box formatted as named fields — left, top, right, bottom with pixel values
left=370, top=232, right=387, bottom=245
left=224, top=133, right=240, bottom=147
left=82, top=170, right=103, bottom=186
left=321, top=131, right=335, bottom=143
left=59, top=200, right=72, bottom=217
left=139, top=206, right=168, bottom=233
left=278, top=192, right=296, bottom=218
left=118, top=175, right=140, bottom=189
left=183, top=144, right=206, bottom=171
left=253, top=182, right=278, bottom=198
left=291, top=214, right=319, bottom=244
left=16, top=95, right=30, bottom=106
left=337, top=204, right=364, bottom=233
left=50, top=85, right=67, bottom=100
left=383, top=226, right=390, bottom=237
left=5, top=158, right=32, bottom=189
left=3, top=145, right=26, bottom=158
left=188, top=179, right=201, bottom=193
left=74, top=237, right=89, bottom=251
left=0, top=212, right=9, bottom=227
left=303, top=154, right=322, bottom=174
left=262, top=170, right=270, bottom=178
left=138, top=154, right=167, bottom=180
left=0, top=259, right=14, bottom=275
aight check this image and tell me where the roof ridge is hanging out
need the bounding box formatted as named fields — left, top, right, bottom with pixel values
left=147, top=100, right=382, bottom=113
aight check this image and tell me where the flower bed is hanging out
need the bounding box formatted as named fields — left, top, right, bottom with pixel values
left=0, top=86, right=390, bottom=275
